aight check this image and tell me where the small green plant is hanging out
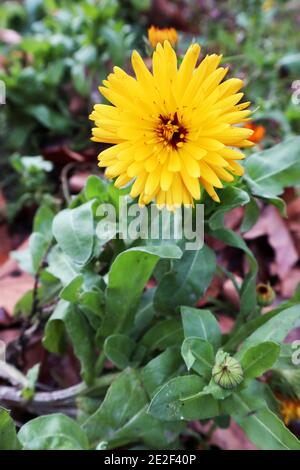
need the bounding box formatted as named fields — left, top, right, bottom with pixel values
left=3, top=154, right=55, bottom=221
left=0, top=0, right=139, bottom=153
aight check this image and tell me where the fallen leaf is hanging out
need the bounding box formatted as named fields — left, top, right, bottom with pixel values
left=0, top=240, right=33, bottom=316
left=69, top=171, right=90, bottom=193
left=217, top=314, right=235, bottom=334
left=0, top=28, right=21, bottom=44
left=197, top=275, right=222, bottom=307
left=280, top=268, right=300, bottom=298
left=209, top=420, right=257, bottom=450
left=224, top=207, right=244, bottom=230
left=222, top=275, right=242, bottom=310
left=245, top=206, right=298, bottom=280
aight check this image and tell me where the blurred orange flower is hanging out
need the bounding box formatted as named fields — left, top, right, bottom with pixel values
left=280, top=398, right=300, bottom=425
left=148, top=26, right=178, bottom=48
left=244, top=122, right=266, bottom=144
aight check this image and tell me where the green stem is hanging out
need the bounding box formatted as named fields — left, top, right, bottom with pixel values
left=95, top=351, right=106, bottom=376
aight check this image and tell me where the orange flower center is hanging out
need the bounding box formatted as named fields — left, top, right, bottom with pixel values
left=156, top=113, right=187, bottom=149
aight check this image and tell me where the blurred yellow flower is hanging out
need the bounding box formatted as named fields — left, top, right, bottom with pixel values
left=148, top=25, right=178, bottom=49
left=262, top=0, right=274, bottom=12
left=90, top=41, right=253, bottom=208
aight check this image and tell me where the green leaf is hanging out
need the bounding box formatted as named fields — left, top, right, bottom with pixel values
left=52, top=200, right=95, bottom=265
left=278, top=53, right=300, bottom=76
left=224, top=303, right=299, bottom=351
left=272, top=344, right=297, bottom=370
left=149, top=375, right=219, bottom=421
left=132, top=288, right=156, bottom=338
left=83, top=369, right=181, bottom=449
left=209, top=187, right=250, bottom=230
left=97, top=246, right=182, bottom=343
left=240, top=304, right=300, bottom=352
left=210, top=228, right=257, bottom=319
left=181, top=306, right=221, bottom=351
left=18, top=414, right=89, bottom=450
left=79, top=290, right=105, bottom=318
left=0, top=408, right=20, bottom=450
left=71, top=63, right=91, bottom=97
left=43, top=300, right=95, bottom=384
left=236, top=342, right=277, bottom=378
left=29, top=232, right=49, bottom=272
left=240, top=197, right=260, bottom=233
left=223, top=388, right=300, bottom=450
left=22, top=363, right=40, bottom=400
left=33, top=204, right=55, bottom=241
left=239, top=342, right=280, bottom=379
left=11, top=246, right=33, bottom=275
left=244, top=137, right=300, bottom=212
left=60, top=274, right=83, bottom=302
left=202, top=379, right=233, bottom=401
left=154, top=245, right=216, bottom=315
left=141, top=319, right=183, bottom=352
left=84, top=175, right=108, bottom=202
left=27, top=105, right=69, bottom=132
left=47, top=245, right=80, bottom=286
left=181, top=337, right=214, bottom=379
left=104, top=334, right=137, bottom=370
left=141, top=348, right=183, bottom=397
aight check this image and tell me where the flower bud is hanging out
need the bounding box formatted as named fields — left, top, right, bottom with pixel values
left=256, top=283, right=275, bottom=307
left=212, top=352, right=243, bottom=389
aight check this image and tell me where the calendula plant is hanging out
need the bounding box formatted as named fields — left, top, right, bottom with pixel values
left=1, top=39, right=300, bottom=451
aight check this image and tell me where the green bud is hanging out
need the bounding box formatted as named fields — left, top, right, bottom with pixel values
left=256, top=283, right=275, bottom=307
left=212, top=352, right=243, bottom=389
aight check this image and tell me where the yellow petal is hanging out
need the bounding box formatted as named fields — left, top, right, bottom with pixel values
left=181, top=165, right=201, bottom=200
left=160, top=164, right=174, bottom=191
left=130, top=172, right=148, bottom=197
left=200, top=178, right=220, bottom=202
left=199, top=161, right=223, bottom=187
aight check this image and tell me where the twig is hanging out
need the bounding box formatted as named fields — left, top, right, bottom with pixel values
left=0, top=361, right=28, bottom=388
left=29, top=242, right=53, bottom=321
left=0, top=372, right=119, bottom=416
left=60, top=162, right=76, bottom=204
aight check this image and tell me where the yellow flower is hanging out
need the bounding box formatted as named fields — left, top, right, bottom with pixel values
left=262, top=0, right=274, bottom=12
left=90, top=41, right=254, bottom=208
left=148, top=25, right=178, bottom=49
left=280, top=398, right=300, bottom=425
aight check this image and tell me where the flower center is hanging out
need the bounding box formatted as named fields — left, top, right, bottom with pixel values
left=156, top=112, right=187, bottom=150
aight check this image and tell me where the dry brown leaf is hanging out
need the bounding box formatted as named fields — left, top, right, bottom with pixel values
left=280, top=268, right=300, bottom=298
left=245, top=206, right=298, bottom=280
left=224, top=207, right=244, bottom=230
left=217, top=314, right=235, bottom=334
left=69, top=171, right=90, bottom=193
left=222, top=275, right=242, bottom=310
left=0, top=240, right=33, bottom=316
left=209, top=421, right=257, bottom=450
left=0, top=28, right=21, bottom=44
